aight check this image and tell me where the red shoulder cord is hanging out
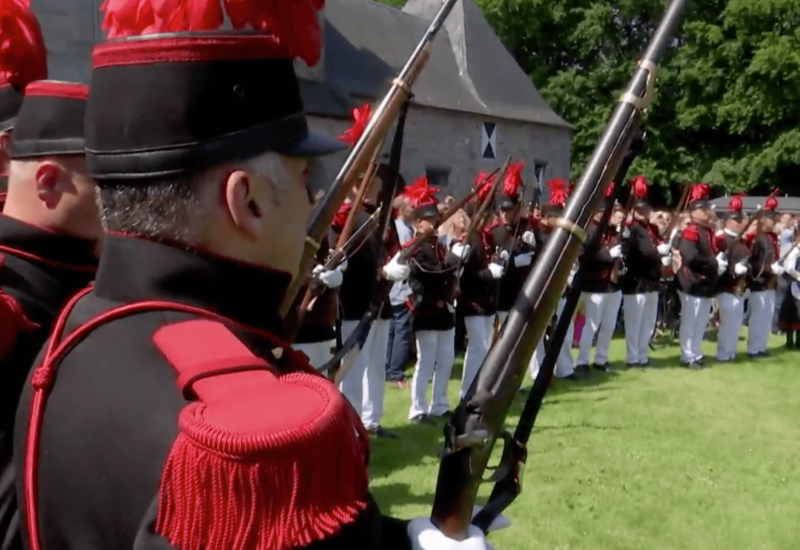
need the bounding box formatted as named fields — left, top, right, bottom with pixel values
left=22, top=286, right=304, bottom=550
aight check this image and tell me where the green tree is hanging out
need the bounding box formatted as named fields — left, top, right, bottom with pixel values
left=477, top=0, right=800, bottom=197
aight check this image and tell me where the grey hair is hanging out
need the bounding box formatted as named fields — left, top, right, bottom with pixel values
left=94, top=152, right=292, bottom=247
left=94, top=171, right=217, bottom=246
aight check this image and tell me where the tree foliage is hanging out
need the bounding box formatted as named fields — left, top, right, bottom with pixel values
left=474, top=0, right=800, bottom=199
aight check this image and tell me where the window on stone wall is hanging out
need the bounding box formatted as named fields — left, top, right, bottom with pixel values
left=534, top=160, right=548, bottom=185
left=426, top=166, right=451, bottom=187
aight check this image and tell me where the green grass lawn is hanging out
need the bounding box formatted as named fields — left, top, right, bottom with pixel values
left=369, top=333, right=800, bottom=550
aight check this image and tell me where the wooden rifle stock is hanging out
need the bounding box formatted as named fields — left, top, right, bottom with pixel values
left=279, top=0, right=461, bottom=317
left=429, top=0, right=690, bottom=538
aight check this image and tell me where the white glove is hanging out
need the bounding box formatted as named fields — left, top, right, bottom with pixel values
left=716, top=257, right=728, bottom=275
left=618, top=225, right=630, bottom=239
left=452, top=243, right=471, bottom=259
left=498, top=249, right=510, bottom=262
left=382, top=252, right=411, bottom=282
left=513, top=253, right=533, bottom=267
left=409, top=519, right=495, bottom=550
left=715, top=252, right=726, bottom=265
left=488, top=263, right=505, bottom=279
left=521, top=231, right=536, bottom=246
left=312, top=265, right=344, bottom=289
left=734, top=262, right=748, bottom=276
left=608, top=244, right=623, bottom=259
left=771, top=262, right=785, bottom=276
left=657, top=243, right=671, bottom=255
left=661, top=254, right=671, bottom=267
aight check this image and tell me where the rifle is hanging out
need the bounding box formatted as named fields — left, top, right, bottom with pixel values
left=430, top=0, right=689, bottom=538
left=320, top=167, right=499, bottom=375
left=456, top=157, right=511, bottom=264
left=474, top=130, right=645, bottom=531
left=278, top=0, right=461, bottom=318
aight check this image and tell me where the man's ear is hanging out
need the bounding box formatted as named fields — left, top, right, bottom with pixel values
left=0, top=132, right=12, bottom=177
left=35, top=162, right=64, bottom=209
left=224, top=169, right=263, bottom=238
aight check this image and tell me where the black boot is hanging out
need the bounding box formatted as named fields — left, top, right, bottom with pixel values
left=787, top=331, right=795, bottom=348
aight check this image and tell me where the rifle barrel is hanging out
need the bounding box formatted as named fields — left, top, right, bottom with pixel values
left=429, top=0, right=690, bottom=539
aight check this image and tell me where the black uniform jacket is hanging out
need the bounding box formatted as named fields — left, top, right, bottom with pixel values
left=456, top=229, right=499, bottom=317
left=575, top=221, right=621, bottom=294
left=621, top=219, right=662, bottom=295
left=677, top=222, right=719, bottom=297
left=488, top=219, right=536, bottom=312
left=0, top=215, right=97, bottom=550
left=714, top=230, right=749, bottom=295
left=338, top=209, right=381, bottom=322
left=407, top=235, right=458, bottom=332
left=747, top=231, right=780, bottom=292
left=13, top=235, right=409, bottom=550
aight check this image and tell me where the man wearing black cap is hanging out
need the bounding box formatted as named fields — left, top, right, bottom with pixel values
left=575, top=185, right=625, bottom=372
left=10, top=3, right=503, bottom=550
left=745, top=195, right=783, bottom=357
left=490, top=161, right=536, bottom=328
left=677, top=183, right=723, bottom=368
left=714, top=195, right=749, bottom=362
left=528, top=178, right=577, bottom=381
left=0, top=4, right=102, bottom=549
left=621, top=177, right=671, bottom=367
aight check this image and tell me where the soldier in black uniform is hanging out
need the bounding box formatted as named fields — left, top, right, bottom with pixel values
left=489, top=161, right=537, bottom=328
left=11, top=5, right=483, bottom=550
left=620, top=177, right=670, bottom=367
left=404, top=177, right=460, bottom=423
left=451, top=176, right=504, bottom=400
left=528, top=178, right=577, bottom=381
left=676, top=183, right=722, bottom=368
left=713, top=194, right=750, bottom=362
left=745, top=195, right=783, bottom=357
left=0, top=8, right=103, bottom=549
left=575, top=184, right=625, bottom=372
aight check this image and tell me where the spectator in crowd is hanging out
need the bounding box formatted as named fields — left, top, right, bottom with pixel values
left=385, top=195, right=414, bottom=388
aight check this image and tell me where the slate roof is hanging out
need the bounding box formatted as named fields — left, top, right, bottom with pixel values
left=710, top=196, right=800, bottom=214
left=324, top=0, right=571, bottom=128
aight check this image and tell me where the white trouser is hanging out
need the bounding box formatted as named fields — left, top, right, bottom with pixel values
left=678, top=292, right=712, bottom=363
left=747, top=290, right=775, bottom=355
left=461, top=315, right=494, bottom=399
left=292, top=340, right=335, bottom=374
left=622, top=292, right=659, bottom=365
left=526, top=298, right=575, bottom=379
left=577, top=291, right=622, bottom=366
left=361, top=319, right=391, bottom=430
left=716, top=293, right=744, bottom=360
left=409, top=328, right=456, bottom=419
left=338, top=320, right=374, bottom=415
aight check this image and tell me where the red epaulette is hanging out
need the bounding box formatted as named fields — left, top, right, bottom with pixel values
left=152, top=319, right=369, bottom=550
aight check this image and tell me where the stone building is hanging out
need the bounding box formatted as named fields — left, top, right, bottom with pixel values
left=30, top=0, right=571, bottom=197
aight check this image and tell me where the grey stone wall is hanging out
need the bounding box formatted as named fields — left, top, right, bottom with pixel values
left=307, top=104, right=571, bottom=197
left=31, top=0, right=99, bottom=83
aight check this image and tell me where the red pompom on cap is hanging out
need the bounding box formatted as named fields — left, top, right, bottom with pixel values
left=631, top=176, right=648, bottom=201
left=331, top=201, right=352, bottom=230
left=0, top=0, right=47, bottom=89
left=337, top=102, right=370, bottom=146
left=688, top=183, right=711, bottom=208
left=153, top=320, right=369, bottom=550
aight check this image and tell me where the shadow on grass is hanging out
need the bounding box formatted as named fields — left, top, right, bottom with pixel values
left=369, top=482, right=435, bottom=508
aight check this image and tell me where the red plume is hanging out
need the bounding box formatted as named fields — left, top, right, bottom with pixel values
left=604, top=182, right=615, bottom=199
left=545, top=177, right=570, bottom=207
left=764, top=196, right=778, bottom=211
left=403, top=176, right=439, bottom=208
left=631, top=176, right=648, bottom=200
left=337, top=103, right=370, bottom=146
left=331, top=202, right=351, bottom=230
left=474, top=171, right=495, bottom=202
left=689, top=183, right=710, bottom=203
left=0, top=0, right=47, bottom=89
left=502, top=161, right=524, bottom=198
left=728, top=193, right=744, bottom=213
left=99, top=0, right=326, bottom=66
